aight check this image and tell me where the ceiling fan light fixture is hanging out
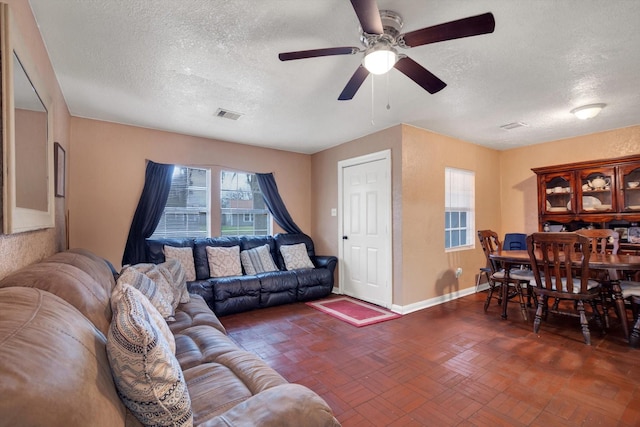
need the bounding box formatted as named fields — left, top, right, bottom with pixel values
left=571, top=103, right=606, bottom=120
left=363, top=44, right=397, bottom=75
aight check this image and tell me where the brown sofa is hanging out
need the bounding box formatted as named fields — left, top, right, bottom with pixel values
left=0, top=248, right=340, bottom=426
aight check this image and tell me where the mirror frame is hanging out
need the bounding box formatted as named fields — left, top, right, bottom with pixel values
left=1, top=3, right=55, bottom=234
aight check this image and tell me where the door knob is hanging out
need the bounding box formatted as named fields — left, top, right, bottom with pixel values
left=342, top=235, right=348, bottom=240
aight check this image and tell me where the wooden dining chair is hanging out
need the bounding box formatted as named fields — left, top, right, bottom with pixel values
left=526, top=232, right=604, bottom=345
left=575, top=228, right=619, bottom=255
left=477, top=230, right=533, bottom=320
left=475, top=264, right=492, bottom=292
left=575, top=228, right=619, bottom=326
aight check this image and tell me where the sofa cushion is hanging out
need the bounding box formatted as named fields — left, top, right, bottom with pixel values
left=164, top=245, right=197, bottom=281
left=0, top=287, right=131, bottom=427
left=145, top=238, right=194, bottom=264
left=240, top=235, right=276, bottom=252
left=209, top=276, right=262, bottom=316
left=206, top=245, right=242, bottom=278
left=279, top=243, right=315, bottom=270
left=117, top=266, right=175, bottom=320
left=293, top=268, right=334, bottom=301
left=0, top=262, right=113, bottom=335
left=169, top=294, right=227, bottom=335
left=107, top=283, right=192, bottom=426
left=192, top=383, right=341, bottom=427
left=240, top=244, right=278, bottom=275
left=46, top=249, right=117, bottom=293
left=257, top=270, right=298, bottom=307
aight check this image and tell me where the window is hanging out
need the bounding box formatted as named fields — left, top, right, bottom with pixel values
left=151, top=166, right=210, bottom=239
left=445, top=167, right=475, bottom=250
left=220, top=171, right=270, bottom=236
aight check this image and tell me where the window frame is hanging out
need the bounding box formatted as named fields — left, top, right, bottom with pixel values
left=444, top=167, right=475, bottom=252
left=150, top=165, right=211, bottom=239
left=220, top=170, right=271, bottom=237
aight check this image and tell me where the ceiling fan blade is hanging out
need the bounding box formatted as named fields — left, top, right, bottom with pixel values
left=338, top=65, right=370, bottom=100
left=400, top=12, right=495, bottom=48
left=349, top=0, right=383, bottom=35
left=279, top=47, right=359, bottom=61
left=394, top=56, right=446, bottom=94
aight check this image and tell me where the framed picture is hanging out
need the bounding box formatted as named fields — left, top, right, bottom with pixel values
left=614, top=227, right=628, bottom=242
left=54, top=142, right=65, bottom=197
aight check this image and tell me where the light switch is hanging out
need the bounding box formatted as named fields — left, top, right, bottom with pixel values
left=331, top=208, right=337, bottom=217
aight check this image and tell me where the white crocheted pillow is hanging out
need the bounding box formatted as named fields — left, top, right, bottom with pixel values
left=206, top=245, right=242, bottom=278
left=163, top=245, right=196, bottom=282
left=107, top=283, right=191, bottom=426
left=280, top=243, right=315, bottom=270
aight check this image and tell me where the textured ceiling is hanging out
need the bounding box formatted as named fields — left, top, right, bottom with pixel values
left=28, top=0, right=640, bottom=154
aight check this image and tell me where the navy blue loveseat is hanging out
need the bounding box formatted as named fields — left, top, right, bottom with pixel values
left=145, top=233, right=337, bottom=316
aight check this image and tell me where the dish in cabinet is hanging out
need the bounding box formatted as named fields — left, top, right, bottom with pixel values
left=582, top=196, right=601, bottom=211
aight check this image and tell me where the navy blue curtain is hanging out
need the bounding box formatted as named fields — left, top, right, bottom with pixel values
left=122, top=161, right=175, bottom=266
left=256, top=172, right=303, bottom=234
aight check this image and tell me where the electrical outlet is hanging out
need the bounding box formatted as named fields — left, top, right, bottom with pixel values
left=455, top=267, right=463, bottom=278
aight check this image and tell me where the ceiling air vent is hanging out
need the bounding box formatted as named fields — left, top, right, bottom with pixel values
left=215, top=108, right=242, bottom=120
left=499, top=121, right=529, bottom=130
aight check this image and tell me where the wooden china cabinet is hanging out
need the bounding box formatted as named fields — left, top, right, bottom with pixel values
left=532, top=154, right=640, bottom=253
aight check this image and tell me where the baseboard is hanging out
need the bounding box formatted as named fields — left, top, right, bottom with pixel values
left=391, top=284, right=489, bottom=315
left=332, top=284, right=489, bottom=315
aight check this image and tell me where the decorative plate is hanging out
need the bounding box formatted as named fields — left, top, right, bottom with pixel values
left=582, top=196, right=602, bottom=210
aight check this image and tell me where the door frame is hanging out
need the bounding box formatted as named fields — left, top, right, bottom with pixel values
left=337, top=149, right=393, bottom=307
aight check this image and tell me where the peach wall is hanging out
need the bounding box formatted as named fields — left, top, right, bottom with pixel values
left=499, top=125, right=640, bottom=236
left=69, top=117, right=311, bottom=268
left=311, top=125, right=403, bottom=299
left=400, top=125, right=500, bottom=305
left=0, top=0, right=70, bottom=280
left=311, top=124, right=500, bottom=308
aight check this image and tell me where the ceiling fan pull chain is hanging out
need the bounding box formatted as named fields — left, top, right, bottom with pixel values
left=386, top=70, right=391, bottom=110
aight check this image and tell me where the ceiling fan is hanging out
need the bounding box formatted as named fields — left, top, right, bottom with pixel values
left=278, top=0, right=495, bottom=100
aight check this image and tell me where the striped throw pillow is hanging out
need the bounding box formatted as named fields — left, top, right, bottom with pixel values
left=240, top=244, right=278, bottom=275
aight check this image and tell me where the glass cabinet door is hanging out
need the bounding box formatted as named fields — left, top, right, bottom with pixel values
left=619, top=165, right=640, bottom=212
left=577, top=168, right=615, bottom=213
left=542, top=173, right=573, bottom=214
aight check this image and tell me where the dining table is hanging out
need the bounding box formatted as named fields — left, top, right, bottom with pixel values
left=489, top=249, right=640, bottom=342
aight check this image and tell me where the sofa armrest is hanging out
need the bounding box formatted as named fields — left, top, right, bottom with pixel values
left=186, top=280, right=214, bottom=310
left=313, top=255, right=337, bottom=275
left=197, top=384, right=340, bottom=427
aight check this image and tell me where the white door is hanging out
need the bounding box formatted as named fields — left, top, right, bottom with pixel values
left=338, top=150, right=392, bottom=308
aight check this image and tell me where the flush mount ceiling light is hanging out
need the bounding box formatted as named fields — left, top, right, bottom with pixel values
left=571, top=103, right=606, bottom=120
left=363, top=42, right=397, bottom=75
